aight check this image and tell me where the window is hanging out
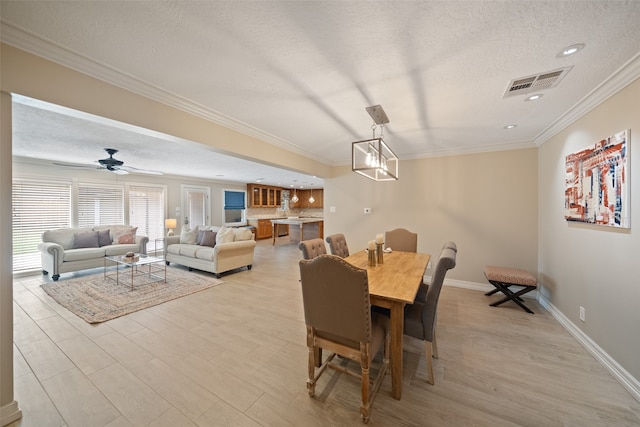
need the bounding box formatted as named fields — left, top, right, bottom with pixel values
left=77, top=183, right=124, bottom=227
left=12, top=180, right=71, bottom=272
left=128, top=184, right=166, bottom=253
left=223, top=189, right=246, bottom=226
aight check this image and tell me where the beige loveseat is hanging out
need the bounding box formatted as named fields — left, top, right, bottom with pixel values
left=165, top=226, right=256, bottom=278
left=38, top=225, right=149, bottom=281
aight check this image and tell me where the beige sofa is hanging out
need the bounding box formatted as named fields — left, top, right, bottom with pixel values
left=165, top=226, right=256, bottom=278
left=38, top=225, right=149, bottom=281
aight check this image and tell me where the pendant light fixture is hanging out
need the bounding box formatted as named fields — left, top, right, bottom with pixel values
left=308, top=187, right=315, bottom=204
left=291, top=188, right=299, bottom=203
left=352, top=105, right=398, bottom=181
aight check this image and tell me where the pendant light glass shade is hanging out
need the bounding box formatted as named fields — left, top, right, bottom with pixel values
left=291, top=189, right=299, bottom=203
left=308, top=188, right=315, bottom=204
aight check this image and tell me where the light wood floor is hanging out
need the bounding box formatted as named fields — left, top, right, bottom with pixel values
left=10, top=239, right=640, bottom=426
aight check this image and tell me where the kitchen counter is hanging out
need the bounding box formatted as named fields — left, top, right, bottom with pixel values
left=270, top=218, right=324, bottom=245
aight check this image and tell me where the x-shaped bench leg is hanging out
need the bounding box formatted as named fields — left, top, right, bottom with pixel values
left=487, top=280, right=536, bottom=314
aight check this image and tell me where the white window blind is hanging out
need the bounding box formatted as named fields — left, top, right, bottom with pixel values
left=77, top=183, right=124, bottom=227
left=12, top=180, right=71, bottom=272
left=128, top=184, right=165, bottom=252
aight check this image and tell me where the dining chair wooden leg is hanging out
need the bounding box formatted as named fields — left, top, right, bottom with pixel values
left=425, top=341, right=435, bottom=385
left=360, top=344, right=372, bottom=423
left=432, top=334, right=438, bottom=359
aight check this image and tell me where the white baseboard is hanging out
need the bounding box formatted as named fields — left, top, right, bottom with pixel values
left=537, top=295, right=640, bottom=403
left=438, top=277, right=538, bottom=299
left=1, top=401, right=22, bottom=426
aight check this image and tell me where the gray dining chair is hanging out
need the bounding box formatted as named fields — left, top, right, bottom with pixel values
left=384, top=228, right=417, bottom=252
left=403, top=241, right=457, bottom=385
left=298, top=238, right=327, bottom=260
left=299, top=254, right=390, bottom=423
left=325, top=233, right=350, bottom=258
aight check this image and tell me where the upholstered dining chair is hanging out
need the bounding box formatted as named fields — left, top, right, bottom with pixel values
left=403, top=241, right=457, bottom=385
left=299, top=254, right=390, bottom=423
left=298, top=238, right=327, bottom=260
left=384, top=228, right=418, bottom=252
left=325, top=233, right=350, bottom=258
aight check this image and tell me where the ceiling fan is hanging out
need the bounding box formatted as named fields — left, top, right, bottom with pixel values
left=54, top=148, right=163, bottom=175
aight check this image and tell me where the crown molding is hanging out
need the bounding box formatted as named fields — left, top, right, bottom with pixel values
left=535, top=51, right=640, bottom=146
left=0, top=21, right=333, bottom=165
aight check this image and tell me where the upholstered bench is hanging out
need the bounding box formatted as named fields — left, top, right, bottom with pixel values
left=484, top=266, right=537, bottom=314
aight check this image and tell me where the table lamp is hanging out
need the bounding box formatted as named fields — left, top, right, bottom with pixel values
left=165, top=218, right=177, bottom=236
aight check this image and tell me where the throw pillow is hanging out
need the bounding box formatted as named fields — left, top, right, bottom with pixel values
left=199, top=230, right=217, bottom=247
left=234, top=227, right=254, bottom=241
left=112, top=227, right=137, bottom=244
left=195, top=229, right=205, bottom=245
left=72, top=231, right=100, bottom=249
left=216, top=227, right=235, bottom=244
left=97, top=229, right=112, bottom=247
left=180, top=227, right=198, bottom=244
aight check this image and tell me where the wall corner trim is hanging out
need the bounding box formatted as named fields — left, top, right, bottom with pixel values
left=538, top=295, right=640, bottom=403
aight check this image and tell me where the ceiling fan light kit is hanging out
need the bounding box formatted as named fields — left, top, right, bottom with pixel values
left=352, top=105, right=399, bottom=182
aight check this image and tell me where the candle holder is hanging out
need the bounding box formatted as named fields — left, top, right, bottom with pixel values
left=376, top=243, right=384, bottom=264
left=368, top=248, right=377, bottom=267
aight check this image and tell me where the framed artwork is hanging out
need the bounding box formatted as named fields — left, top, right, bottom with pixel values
left=565, top=129, right=630, bottom=228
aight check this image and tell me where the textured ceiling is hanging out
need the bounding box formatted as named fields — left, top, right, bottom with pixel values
left=3, top=1, right=640, bottom=186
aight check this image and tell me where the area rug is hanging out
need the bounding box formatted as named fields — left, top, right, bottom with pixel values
left=41, top=267, right=225, bottom=324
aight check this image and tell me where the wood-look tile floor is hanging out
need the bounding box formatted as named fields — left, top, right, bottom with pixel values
left=10, top=239, right=640, bottom=426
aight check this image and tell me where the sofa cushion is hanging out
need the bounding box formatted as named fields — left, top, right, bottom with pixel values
left=200, top=231, right=217, bottom=247
left=195, top=229, right=205, bottom=245
left=234, top=227, right=253, bottom=241
left=216, top=227, right=235, bottom=244
left=104, top=243, right=140, bottom=256
left=42, top=227, right=94, bottom=250
left=113, top=227, right=137, bottom=244
left=73, top=231, right=100, bottom=249
left=63, top=247, right=106, bottom=262
left=195, top=247, right=216, bottom=261
left=180, top=228, right=198, bottom=244
left=97, top=229, right=112, bottom=247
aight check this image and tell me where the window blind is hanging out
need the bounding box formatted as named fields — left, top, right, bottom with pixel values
left=12, top=180, right=71, bottom=272
left=224, top=190, right=246, bottom=210
left=129, top=184, right=165, bottom=252
left=77, top=183, right=124, bottom=227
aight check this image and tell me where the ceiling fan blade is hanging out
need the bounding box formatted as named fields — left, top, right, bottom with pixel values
left=52, top=161, right=100, bottom=170
left=120, top=165, right=163, bottom=175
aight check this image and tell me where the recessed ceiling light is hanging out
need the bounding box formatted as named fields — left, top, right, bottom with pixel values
left=525, top=94, right=543, bottom=102
left=504, top=124, right=517, bottom=129
left=557, top=43, right=584, bottom=57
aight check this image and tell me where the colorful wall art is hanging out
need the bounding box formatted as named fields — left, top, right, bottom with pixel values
left=565, top=129, right=630, bottom=228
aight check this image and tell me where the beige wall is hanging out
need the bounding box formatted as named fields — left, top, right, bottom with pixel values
left=538, top=77, right=640, bottom=380
left=324, top=148, right=538, bottom=284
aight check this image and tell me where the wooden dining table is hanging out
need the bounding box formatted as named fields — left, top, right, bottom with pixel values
left=345, top=249, right=431, bottom=400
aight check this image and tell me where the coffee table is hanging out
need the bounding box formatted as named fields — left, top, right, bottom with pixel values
left=104, top=253, right=166, bottom=291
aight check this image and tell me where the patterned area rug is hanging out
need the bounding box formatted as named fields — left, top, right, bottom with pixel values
left=41, top=267, right=225, bottom=323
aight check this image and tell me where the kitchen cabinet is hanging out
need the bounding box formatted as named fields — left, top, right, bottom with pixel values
left=248, top=218, right=275, bottom=239
left=247, top=184, right=282, bottom=207
left=290, top=188, right=323, bottom=209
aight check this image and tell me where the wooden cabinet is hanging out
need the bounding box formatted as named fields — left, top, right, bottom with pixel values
left=247, top=184, right=282, bottom=207
left=248, top=218, right=274, bottom=239
left=290, top=188, right=323, bottom=209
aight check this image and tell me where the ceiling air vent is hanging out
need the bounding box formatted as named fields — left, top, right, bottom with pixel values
left=503, top=66, right=572, bottom=98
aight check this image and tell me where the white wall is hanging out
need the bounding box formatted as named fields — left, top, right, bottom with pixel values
left=538, top=77, right=640, bottom=380
left=324, top=148, right=538, bottom=284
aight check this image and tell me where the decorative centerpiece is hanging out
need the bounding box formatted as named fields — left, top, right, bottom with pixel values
left=367, top=240, right=377, bottom=267
left=375, top=233, right=384, bottom=264
left=122, top=251, right=139, bottom=262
